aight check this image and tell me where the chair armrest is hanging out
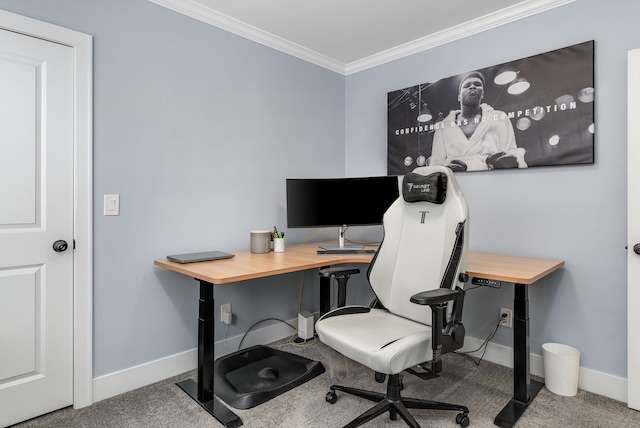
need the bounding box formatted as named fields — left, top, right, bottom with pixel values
left=410, top=288, right=462, bottom=306
left=410, top=287, right=466, bottom=375
left=319, top=266, right=361, bottom=309
left=319, top=266, right=360, bottom=278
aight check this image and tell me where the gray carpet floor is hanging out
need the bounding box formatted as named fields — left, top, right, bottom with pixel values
left=12, top=339, right=640, bottom=428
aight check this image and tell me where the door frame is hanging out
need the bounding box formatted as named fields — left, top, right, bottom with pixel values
left=0, top=10, right=93, bottom=408
left=629, top=47, right=640, bottom=411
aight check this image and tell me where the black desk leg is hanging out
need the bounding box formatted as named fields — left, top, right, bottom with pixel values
left=176, top=280, right=242, bottom=428
left=320, top=271, right=331, bottom=317
left=494, top=283, right=544, bottom=428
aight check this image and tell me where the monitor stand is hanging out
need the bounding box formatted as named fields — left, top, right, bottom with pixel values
left=318, top=225, right=363, bottom=251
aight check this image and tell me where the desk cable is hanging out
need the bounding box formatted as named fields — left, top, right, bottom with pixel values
left=454, top=313, right=503, bottom=366
left=235, top=271, right=318, bottom=352
left=236, top=317, right=298, bottom=352
left=290, top=270, right=318, bottom=347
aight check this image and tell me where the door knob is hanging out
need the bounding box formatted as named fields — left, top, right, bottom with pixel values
left=53, top=240, right=68, bottom=252
left=634, top=244, right=640, bottom=255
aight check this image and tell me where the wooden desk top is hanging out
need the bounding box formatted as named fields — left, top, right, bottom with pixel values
left=466, top=252, right=564, bottom=284
left=154, top=241, right=564, bottom=286
left=154, top=242, right=374, bottom=284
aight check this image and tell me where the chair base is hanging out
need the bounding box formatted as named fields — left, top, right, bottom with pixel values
left=326, top=374, right=469, bottom=428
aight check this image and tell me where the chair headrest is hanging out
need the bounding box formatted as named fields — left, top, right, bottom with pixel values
left=402, top=171, right=448, bottom=204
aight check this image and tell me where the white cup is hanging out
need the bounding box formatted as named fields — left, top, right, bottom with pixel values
left=273, top=237, right=285, bottom=253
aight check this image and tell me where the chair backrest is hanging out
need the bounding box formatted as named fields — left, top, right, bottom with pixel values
left=367, top=166, right=469, bottom=326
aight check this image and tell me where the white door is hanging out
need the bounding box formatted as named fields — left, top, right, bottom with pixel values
left=628, top=47, right=640, bottom=411
left=0, top=28, right=74, bottom=427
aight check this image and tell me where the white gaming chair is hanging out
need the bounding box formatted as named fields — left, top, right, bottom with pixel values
left=315, top=166, right=470, bottom=428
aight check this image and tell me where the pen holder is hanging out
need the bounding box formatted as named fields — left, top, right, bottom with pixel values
left=273, top=237, right=285, bottom=253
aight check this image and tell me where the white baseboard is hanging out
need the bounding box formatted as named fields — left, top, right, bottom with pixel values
left=462, top=337, right=628, bottom=403
left=91, top=322, right=628, bottom=405
left=92, top=349, right=197, bottom=403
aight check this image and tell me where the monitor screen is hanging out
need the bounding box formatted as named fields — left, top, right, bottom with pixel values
left=286, top=176, right=400, bottom=228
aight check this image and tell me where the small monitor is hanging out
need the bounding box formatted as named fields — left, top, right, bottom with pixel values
left=286, top=176, right=399, bottom=249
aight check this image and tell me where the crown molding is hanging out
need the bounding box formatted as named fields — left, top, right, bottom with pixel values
left=148, top=0, right=347, bottom=74
left=345, top=0, right=576, bottom=75
left=149, top=0, right=575, bottom=76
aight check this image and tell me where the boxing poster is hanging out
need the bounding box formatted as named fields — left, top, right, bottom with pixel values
left=387, top=40, right=595, bottom=175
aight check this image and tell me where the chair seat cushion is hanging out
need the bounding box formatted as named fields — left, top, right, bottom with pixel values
left=316, top=306, right=432, bottom=375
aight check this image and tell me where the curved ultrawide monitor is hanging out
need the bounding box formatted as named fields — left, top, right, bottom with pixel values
left=286, top=176, right=399, bottom=228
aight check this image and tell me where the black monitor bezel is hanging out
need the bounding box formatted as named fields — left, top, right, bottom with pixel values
left=285, top=175, right=399, bottom=229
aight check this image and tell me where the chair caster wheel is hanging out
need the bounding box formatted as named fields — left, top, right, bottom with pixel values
left=326, top=391, right=337, bottom=404
left=374, top=372, right=386, bottom=383
left=456, top=413, right=470, bottom=427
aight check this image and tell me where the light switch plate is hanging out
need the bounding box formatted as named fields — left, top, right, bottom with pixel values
left=104, top=194, right=120, bottom=216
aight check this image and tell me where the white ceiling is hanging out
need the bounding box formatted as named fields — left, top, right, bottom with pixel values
left=149, top=0, right=574, bottom=75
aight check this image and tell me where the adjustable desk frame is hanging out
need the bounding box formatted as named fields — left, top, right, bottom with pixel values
left=467, top=252, right=564, bottom=428
left=154, top=243, right=563, bottom=428
left=154, top=242, right=373, bottom=427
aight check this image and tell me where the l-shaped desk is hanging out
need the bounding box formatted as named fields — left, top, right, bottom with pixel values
left=154, top=242, right=563, bottom=428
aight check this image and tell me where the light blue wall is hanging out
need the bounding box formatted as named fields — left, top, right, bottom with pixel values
left=344, top=0, right=638, bottom=378
left=1, top=0, right=636, bottom=381
left=0, top=0, right=345, bottom=377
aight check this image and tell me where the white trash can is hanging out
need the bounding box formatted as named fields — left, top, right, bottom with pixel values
left=542, top=343, right=580, bottom=396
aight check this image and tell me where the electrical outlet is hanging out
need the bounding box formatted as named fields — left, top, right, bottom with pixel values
left=499, top=308, right=513, bottom=328
left=221, top=303, right=232, bottom=325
